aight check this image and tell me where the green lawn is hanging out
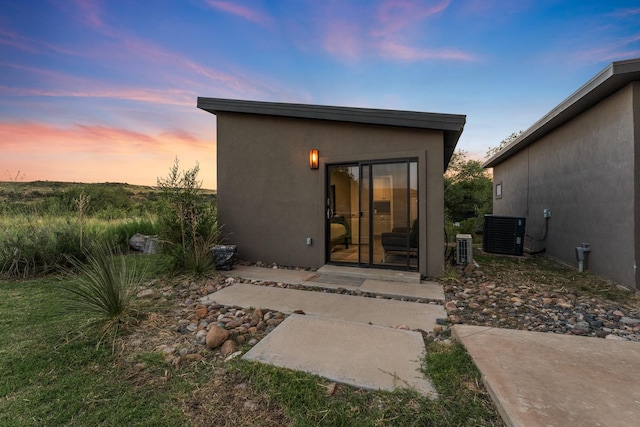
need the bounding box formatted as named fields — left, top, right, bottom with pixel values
left=0, top=271, right=503, bottom=426
left=0, top=278, right=187, bottom=426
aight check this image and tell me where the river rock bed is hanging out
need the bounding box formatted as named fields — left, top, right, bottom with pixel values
left=231, top=260, right=640, bottom=342
left=126, top=277, right=290, bottom=365
left=444, top=266, right=640, bottom=342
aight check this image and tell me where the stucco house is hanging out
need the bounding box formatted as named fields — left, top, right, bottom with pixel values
left=484, top=58, right=640, bottom=291
left=197, top=98, right=465, bottom=278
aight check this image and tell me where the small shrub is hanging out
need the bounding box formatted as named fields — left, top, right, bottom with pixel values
left=156, top=158, right=220, bottom=274
left=442, top=263, right=460, bottom=283
left=58, top=242, right=145, bottom=350
left=184, top=235, right=218, bottom=276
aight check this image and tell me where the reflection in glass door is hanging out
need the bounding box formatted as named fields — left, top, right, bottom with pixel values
left=359, top=165, right=370, bottom=265
left=327, top=160, right=418, bottom=270
left=328, top=165, right=359, bottom=264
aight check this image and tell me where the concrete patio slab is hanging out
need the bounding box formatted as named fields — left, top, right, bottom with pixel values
left=360, top=279, right=444, bottom=301
left=243, top=315, right=437, bottom=397
left=202, top=283, right=445, bottom=330
left=222, top=265, right=443, bottom=301
left=452, top=325, right=640, bottom=427
left=219, top=265, right=315, bottom=285
left=297, top=278, right=444, bottom=302
left=317, top=264, right=421, bottom=283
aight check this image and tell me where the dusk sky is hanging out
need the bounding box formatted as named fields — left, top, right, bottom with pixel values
left=2, top=1, right=639, bottom=189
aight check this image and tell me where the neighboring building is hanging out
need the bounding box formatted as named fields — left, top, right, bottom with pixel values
left=197, top=98, right=465, bottom=277
left=484, top=58, right=640, bottom=291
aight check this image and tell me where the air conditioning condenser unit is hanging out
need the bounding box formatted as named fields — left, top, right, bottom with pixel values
left=483, top=215, right=526, bottom=255
left=456, top=234, right=473, bottom=265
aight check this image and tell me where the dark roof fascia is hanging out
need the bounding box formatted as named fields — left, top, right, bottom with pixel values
left=483, top=58, right=640, bottom=168
left=197, top=97, right=466, bottom=169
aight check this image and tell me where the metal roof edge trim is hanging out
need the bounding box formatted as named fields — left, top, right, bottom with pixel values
left=197, top=97, right=466, bottom=132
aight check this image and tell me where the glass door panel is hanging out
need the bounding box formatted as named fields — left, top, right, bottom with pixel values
left=372, top=162, right=415, bottom=267
left=327, top=165, right=359, bottom=264
left=359, top=165, right=370, bottom=264
left=327, top=160, right=418, bottom=271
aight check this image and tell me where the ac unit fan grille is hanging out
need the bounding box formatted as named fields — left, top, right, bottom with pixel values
left=483, top=215, right=526, bottom=255
left=456, top=234, right=473, bottom=265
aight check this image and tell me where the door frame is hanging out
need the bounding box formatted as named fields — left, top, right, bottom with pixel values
left=325, top=158, right=419, bottom=270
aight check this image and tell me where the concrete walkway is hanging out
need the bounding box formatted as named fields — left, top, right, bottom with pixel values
left=220, top=265, right=444, bottom=301
left=215, top=265, right=640, bottom=426
left=244, top=315, right=437, bottom=397
left=206, top=265, right=446, bottom=396
left=203, top=283, right=445, bottom=330
left=453, top=325, right=640, bottom=427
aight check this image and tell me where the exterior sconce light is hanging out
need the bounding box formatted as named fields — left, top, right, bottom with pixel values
left=309, top=149, right=319, bottom=169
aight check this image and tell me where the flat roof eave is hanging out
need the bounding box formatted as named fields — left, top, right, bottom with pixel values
left=197, top=97, right=466, bottom=169
left=197, top=98, right=466, bottom=131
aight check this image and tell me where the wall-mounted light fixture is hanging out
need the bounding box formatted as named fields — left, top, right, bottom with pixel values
left=309, top=149, right=319, bottom=169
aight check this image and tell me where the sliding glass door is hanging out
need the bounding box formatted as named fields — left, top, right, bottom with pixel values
left=327, top=159, right=418, bottom=270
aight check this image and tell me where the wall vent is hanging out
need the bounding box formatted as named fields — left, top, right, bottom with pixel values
left=456, top=234, right=473, bottom=265
left=483, top=215, right=526, bottom=255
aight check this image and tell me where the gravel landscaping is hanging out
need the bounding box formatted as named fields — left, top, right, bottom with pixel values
left=443, top=269, right=640, bottom=341
left=126, top=252, right=640, bottom=370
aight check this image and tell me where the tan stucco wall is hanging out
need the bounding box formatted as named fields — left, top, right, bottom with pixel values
left=493, top=83, right=638, bottom=289
left=216, top=112, right=445, bottom=277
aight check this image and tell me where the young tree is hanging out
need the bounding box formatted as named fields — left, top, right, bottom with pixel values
left=156, top=158, right=219, bottom=273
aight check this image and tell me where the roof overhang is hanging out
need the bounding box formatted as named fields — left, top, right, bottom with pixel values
left=197, top=97, right=466, bottom=170
left=484, top=58, right=640, bottom=168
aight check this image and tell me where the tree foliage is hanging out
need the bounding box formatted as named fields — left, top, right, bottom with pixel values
left=444, top=150, right=492, bottom=224
left=156, top=158, right=219, bottom=273
left=485, top=130, right=524, bottom=159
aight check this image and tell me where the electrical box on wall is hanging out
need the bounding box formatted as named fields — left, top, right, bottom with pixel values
left=543, top=209, right=552, bottom=218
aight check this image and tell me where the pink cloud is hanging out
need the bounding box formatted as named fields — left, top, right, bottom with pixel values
left=204, top=1, right=273, bottom=27
left=0, top=122, right=157, bottom=153
left=0, top=84, right=194, bottom=107
left=378, top=40, right=476, bottom=61
left=0, top=27, right=38, bottom=53
left=310, top=0, right=474, bottom=63
left=458, top=0, right=531, bottom=17
left=322, top=20, right=363, bottom=61
left=62, top=14, right=291, bottom=100
left=2, top=1, right=301, bottom=103
left=369, top=0, right=477, bottom=62
left=571, top=33, right=640, bottom=63
left=74, top=0, right=106, bottom=29
left=374, top=0, right=451, bottom=37
left=0, top=63, right=195, bottom=106
left=609, top=8, right=640, bottom=18
left=0, top=121, right=216, bottom=187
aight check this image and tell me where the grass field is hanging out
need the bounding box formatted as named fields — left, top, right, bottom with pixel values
left=0, top=180, right=218, bottom=278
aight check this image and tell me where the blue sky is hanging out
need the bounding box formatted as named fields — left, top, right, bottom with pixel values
left=1, top=0, right=639, bottom=188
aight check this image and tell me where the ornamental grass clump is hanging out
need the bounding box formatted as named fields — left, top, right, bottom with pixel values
left=59, top=242, right=145, bottom=350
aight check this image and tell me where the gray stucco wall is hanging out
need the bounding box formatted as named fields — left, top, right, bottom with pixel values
left=493, top=83, right=637, bottom=289
left=216, top=112, right=446, bottom=277
left=634, top=83, right=640, bottom=290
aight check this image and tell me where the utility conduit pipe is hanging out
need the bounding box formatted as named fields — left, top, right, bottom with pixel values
left=576, top=243, right=591, bottom=273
